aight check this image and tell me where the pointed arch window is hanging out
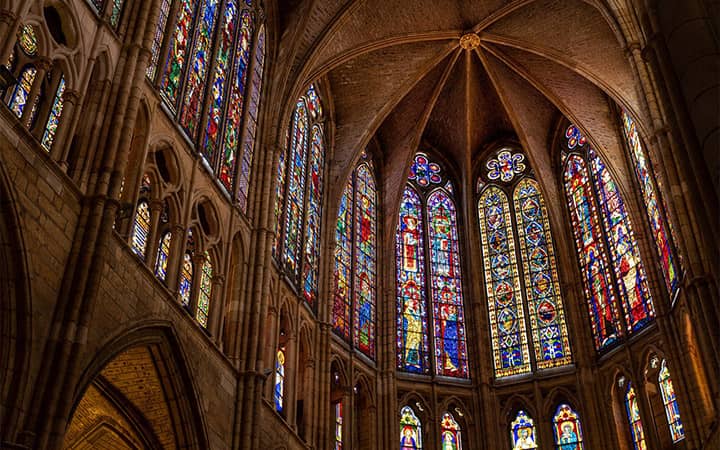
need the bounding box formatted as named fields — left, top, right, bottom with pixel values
left=331, top=155, right=377, bottom=358
left=396, top=153, right=469, bottom=378
left=41, top=76, right=66, bottom=151
left=273, top=85, right=325, bottom=307
left=196, top=253, right=213, bottom=327
left=553, top=404, right=584, bottom=450
left=179, top=253, right=194, bottom=306
left=131, top=201, right=151, bottom=258
left=620, top=112, right=682, bottom=298
left=625, top=382, right=647, bottom=450
left=440, top=412, right=462, bottom=450
left=562, top=124, right=654, bottom=351
left=334, top=402, right=343, bottom=450
left=7, top=66, right=36, bottom=119
left=149, top=0, right=265, bottom=200
left=400, top=406, right=422, bottom=449
left=478, top=149, right=571, bottom=378
left=511, top=410, right=538, bottom=449
left=274, top=347, right=285, bottom=412
left=155, top=231, right=172, bottom=281
left=658, top=360, right=684, bottom=442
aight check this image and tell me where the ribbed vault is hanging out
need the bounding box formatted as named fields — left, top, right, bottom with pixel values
left=273, top=0, right=648, bottom=233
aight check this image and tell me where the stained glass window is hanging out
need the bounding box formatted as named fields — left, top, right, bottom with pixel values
left=110, top=0, right=124, bottom=27
left=397, top=153, right=468, bottom=377
left=428, top=191, right=468, bottom=377
left=625, top=382, right=647, bottom=450
left=160, top=0, right=200, bottom=108
left=179, top=252, right=194, bottom=306
left=196, top=253, right=212, bottom=327
left=353, top=163, right=376, bottom=357
left=511, top=411, right=538, bottom=450
left=396, top=186, right=429, bottom=374
left=440, top=412, right=462, bottom=450
left=131, top=201, right=151, bottom=258
left=282, top=100, right=309, bottom=277
left=334, top=402, right=343, bottom=450
left=563, top=124, right=655, bottom=350
left=331, top=160, right=377, bottom=357
left=513, top=179, right=571, bottom=369
left=553, top=404, right=584, bottom=450
left=621, top=111, right=681, bottom=297
left=274, top=86, right=325, bottom=305
left=8, top=66, right=36, bottom=118
left=589, top=148, right=654, bottom=331
left=41, top=76, right=66, bottom=151
left=272, top=131, right=289, bottom=259
left=658, top=360, right=684, bottom=442
left=332, top=179, right=353, bottom=341
left=201, top=0, right=239, bottom=163
left=302, top=125, right=324, bottom=305
left=237, top=24, right=266, bottom=212
left=17, top=25, right=38, bottom=56
left=155, top=232, right=172, bottom=281
left=274, top=347, right=285, bottom=412
left=479, top=186, right=530, bottom=377
left=218, top=9, right=253, bottom=192
left=147, top=0, right=171, bottom=79
left=564, top=153, right=620, bottom=350
left=486, top=149, right=526, bottom=182
left=178, top=0, right=220, bottom=139
left=400, top=406, right=422, bottom=450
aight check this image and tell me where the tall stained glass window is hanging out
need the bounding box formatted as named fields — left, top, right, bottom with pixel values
left=620, top=111, right=681, bottom=298
left=274, top=347, right=285, bottom=412
left=41, top=76, right=66, bottom=151
left=400, top=406, right=422, bottom=450
left=196, top=254, right=213, bottom=327
left=131, top=201, right=151, bottom=258
left=553, top=404, right=584, bottom=450
left=478, top=149, right=571, bottom=378
left=7, top=66, right=36, bottom=118
left=334, top=402, right=343, bottom=450
left=396, top=153, right=468, bottom=378
left=179, top=252, right=194, bottom=306
left=331, top=156, right=377, bottom=358
left=510, top=410, right=537, bottom=450
left=274, top=86, right=325, bottom=307
left=562, top=124, right=655, bottom=351
left=440, top=412, right=462, bottom=450
left=625, top=382, right=647, bottom=450
left=155, top=232, right=172, bottom=281
left=658, top=360, right=684, bottom=442
left=150, top=0, right=265, bottom=198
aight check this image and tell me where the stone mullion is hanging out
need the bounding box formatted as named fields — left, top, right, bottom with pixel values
left=208, top=274, right=225, bottom=341
left=166, top=224, right=187, bottom=295
left=144, top=200, right=164, bottom=268
left=22, top=0, right=161, bottom=448
left=52, top=89, right=80, bottom=164
left=20, top=58, right=49, bottom=128
left=284, top=333, right=298, bottom=428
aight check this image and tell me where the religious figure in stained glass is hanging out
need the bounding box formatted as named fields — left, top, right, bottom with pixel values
left=155, top=232, right=172, bottom=281
left=41, top=77, right=66, bottom=151
left=553, top=404, right=584, bottom=450
left=8, top=66, right=36, bottom=119
left=511, top=411, right=537, bottom=450
left=332, top=180, right=353, bottom=340
left=131, top=201, right=151, bottom=258
left=658, top=360, right=684, bottom=442
left=274, top=347, right=285, bottom=412
left=620, top=111, right=681, bottom=297
left=625, top=382, right=647, bottom=450
left=400, top=406, right=422, bottom=450
left=179, top=252, right=194, bottom=306
left=440, top=412, right=462, bottom=450
left=196, top=254, right=212, bottom=327
left=334, top=402, right=343, bottom=449
left=563, top=124, right=655, bottom=350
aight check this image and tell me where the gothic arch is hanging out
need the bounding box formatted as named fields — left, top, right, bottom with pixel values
left=0, top=162, right=32, bottom=440
left=68, top=321, right=209, bottom=450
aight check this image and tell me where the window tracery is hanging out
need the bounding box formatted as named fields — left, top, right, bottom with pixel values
left=396, top=152, right=469, bottom=378
left=148, top=0, right=265, bottom=201
left=562, top=124, right=655, bottom=351
left=478, top=148, right=571, bottom=378
left=273, top=85, right=326, bottom=307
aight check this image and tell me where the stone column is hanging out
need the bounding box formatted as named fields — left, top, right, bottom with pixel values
left=284, top=333, right=297, bottom=427
left=166, top=224, right=186, bottom=294
left=209, top=274, right=225, bottom=339
left=0, top=10, right=18, bottom=65
left=20, top=58, right=49, bottom=128
left=144, top=200, right=164, bottom=269
left=52, top=89, right=80, bottom=165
